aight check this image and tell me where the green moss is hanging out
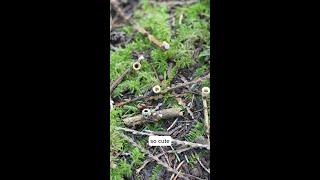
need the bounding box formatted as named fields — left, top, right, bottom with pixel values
left=151, top=165, right=163, bottom=180
left=111, top=159, right=132, bottom=179
left=110, top=109, right=124, bottom=153
left=131, top=147, right=145, bottom=166
left=196, top=65, right=208, bottom=77
left=145, top=120, right=165, bottom=131
left=187, top=153, right=200, bottom=168
left=185, top=121, right=205, bottom=142
left=110, top=1, right=210, bottom=178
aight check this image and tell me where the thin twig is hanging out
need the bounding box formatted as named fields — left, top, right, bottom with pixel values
left=110, top=55, right=144, bottom=94
left=115, top=94, right=163, bottom=107
left=167, top=118, right=179, bottom=131
left=134, top=25, right=169, bottom=50
left=170, top=161, right=185, bottom=180
left=173, top=170, right=182, bottom=180
left=170, top=146, right=181, bottom=162
left=168, top=124, right=183, bottom=135
left=197, top=157, right=210, bottom=174
left=173, top=139, right=210, bottom=150
left=160, top=146, right=171, bottom=167
left=165, top=74, right=210, bottom=93
left=110, top=68, right=131, bottom=94
left=149, top=61, right=160, bottom=82
left=185, top=155, right=190, bottom=164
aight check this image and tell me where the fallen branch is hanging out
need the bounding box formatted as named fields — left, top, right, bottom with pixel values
left=122, top=108, right=183, bottom=127
left=115, top=127, right=210, bottom=150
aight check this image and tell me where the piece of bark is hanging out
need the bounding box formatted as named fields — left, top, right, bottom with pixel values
left=123, top=108, right=183, bottom=127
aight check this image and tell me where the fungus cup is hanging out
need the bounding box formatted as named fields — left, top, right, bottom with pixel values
left=152, top=85, right=161, bottom=94
left=132, top=62, right=141, bottom=71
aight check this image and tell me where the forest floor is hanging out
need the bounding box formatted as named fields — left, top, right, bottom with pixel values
left=110, top=0, right=211, bottom=179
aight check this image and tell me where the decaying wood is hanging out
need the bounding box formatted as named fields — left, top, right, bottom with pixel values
left=123, top=108, right=183, bottom=126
